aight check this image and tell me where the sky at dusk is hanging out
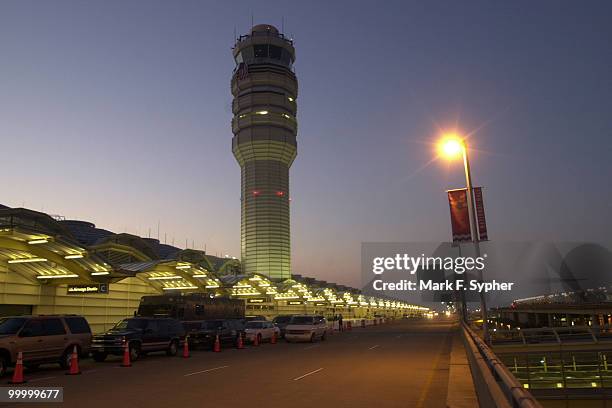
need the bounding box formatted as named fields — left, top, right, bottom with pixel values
left=1, top=1, right=611, bottom=288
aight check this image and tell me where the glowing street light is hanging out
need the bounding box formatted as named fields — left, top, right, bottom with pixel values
left=438, top=132, right=490, bottom=343
left=439, top=135, right=464, bottom=159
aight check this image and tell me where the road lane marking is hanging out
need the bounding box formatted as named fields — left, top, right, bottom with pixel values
left=29, top=376, right=56, bottom=382
left=293, top=368, right=323, bottom=381
left=303, top=345, right=320, bottom=350
left=369, top=345, right=380, bottom=350
left=184, top=365, right=229, bottom=377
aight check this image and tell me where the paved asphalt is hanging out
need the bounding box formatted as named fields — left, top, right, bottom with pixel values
left=1, top=318, right=457, bottom=408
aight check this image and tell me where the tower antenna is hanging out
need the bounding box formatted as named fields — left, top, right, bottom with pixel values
left=251, top=12, right=254, bottom=28
left=282, top=16, right=285, bottom=34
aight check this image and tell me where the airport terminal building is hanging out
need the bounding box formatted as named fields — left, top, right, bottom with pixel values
left=0, top=205, right=426, bottom=332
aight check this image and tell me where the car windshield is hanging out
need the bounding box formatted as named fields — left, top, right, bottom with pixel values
left=202, top=321, right=223, bottom=330
left=290, top=316, right=314, bottom=325
left=113, top=319, right=148, bottom=330
left=274, top=316, right=292, bottom=323
left=0, top=317, right=26, bottom=335
left=245, top=321, right=264, bottom=329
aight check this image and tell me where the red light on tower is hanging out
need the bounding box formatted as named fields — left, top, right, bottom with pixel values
left=275, top=191, right=285, bottom=197
left=252, top=190, right=260, bottom=197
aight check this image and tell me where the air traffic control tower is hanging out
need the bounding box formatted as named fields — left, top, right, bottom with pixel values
left=231, top=24, right=297, bottom=280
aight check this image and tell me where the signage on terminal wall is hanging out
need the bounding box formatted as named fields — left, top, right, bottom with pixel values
left=288, top=301, right=303, bottom=305
left=67, top=284, right=109, bottom=294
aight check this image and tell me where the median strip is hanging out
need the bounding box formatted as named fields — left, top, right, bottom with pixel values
left=293, top=368, right=323, bottom=381
left=184, top=365, right=229, bottom=377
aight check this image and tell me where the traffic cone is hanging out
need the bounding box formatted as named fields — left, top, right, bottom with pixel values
left=9, top=351, right=26, bottom=384
left=271, top=331, right=277, bottom=344
left=253, top=333, right=259, bottom=346
left=213, top=334, right=221, bottom=352
left=183, top=336, right=190, bottom=358
left=66, top=345, right=81, bottom=375
left=237, top=333, right=244, bottom=349
left=120, top=341, right=131, bottom=367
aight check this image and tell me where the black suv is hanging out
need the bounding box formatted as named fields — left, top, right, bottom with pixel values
left=91, top=317, right=184, bottom=362
left=184, top=319, right=245, bottom=350
left=272, top=315, right=293, bottom=338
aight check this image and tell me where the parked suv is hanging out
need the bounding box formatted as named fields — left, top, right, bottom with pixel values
left=284, top=315, right=328, bottom=343
left=0, top=315, right=92, bottom=377
left=91, top=317, right=184, bottom=362
left=184, top=319, right=245, bottom=349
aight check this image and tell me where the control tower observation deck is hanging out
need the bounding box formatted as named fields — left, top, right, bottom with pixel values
left=231, top=24, right=297, bottom=280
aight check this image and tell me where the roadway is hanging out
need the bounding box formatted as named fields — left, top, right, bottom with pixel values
left=2, top=318, right=458, bottom=408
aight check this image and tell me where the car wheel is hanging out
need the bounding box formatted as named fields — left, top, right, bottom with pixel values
left=166, top=340, right=178, bottom=356
left=130, top=343, right=141, bottom=361
left=321, top=331, right=327, bottom=341
left=0, top=355, right=8, bottom=377
left=92, top=352, right=107, bottom=362
left=310, top=333, right=315, bottom=343
left=257, top=334, right=262, bottom=344
left=60, top=347, right=76, bottom=370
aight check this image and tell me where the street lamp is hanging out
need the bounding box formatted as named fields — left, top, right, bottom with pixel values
left=439, top=134, right=490, bottom=343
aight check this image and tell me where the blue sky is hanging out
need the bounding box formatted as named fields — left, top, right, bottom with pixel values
left=1, top=0, right=611, bottom=287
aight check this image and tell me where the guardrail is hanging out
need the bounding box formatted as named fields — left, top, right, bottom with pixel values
left=491, top=325, right=612, bottom=345
left=462, top=322, right=544, bottom=408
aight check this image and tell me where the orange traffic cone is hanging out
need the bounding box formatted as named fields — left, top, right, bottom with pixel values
left=237, top=333, right=244, bottom=349
left=9, top=351, right=26, bottom=384
left=271, top=331, right=277, bottom=344
left=183, top=336, right=190, bottom=358
left=120, top=341, right=131, bottom=367
left=66, top=345, right=81, bottom=375
left=213, top=334, right=221, bottom=352
left=253, top=333, right=259, bottom=346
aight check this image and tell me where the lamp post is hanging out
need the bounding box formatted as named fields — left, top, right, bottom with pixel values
left=440, top=135, right=489, bottom=343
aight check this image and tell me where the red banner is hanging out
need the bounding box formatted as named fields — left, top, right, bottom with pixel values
left=447, top=189, right=471, bottom=243
left=473, top=187, right=488, bottom=241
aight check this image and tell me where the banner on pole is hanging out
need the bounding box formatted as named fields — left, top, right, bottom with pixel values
left=447, top=189, right=471, bottom=243
left=473, top=187, right=488, bottom=241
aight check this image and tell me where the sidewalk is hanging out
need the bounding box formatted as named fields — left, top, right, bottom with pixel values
left=446, top=328, right=479, bottom=408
